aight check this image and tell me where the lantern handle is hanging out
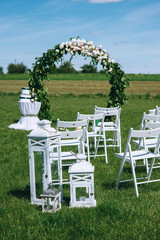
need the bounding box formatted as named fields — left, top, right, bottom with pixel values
left=70, top=151, right=86, bottom=161
left=41, top=126, right=57, bottom=134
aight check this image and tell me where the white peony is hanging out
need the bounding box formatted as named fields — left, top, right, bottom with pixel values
left=68, top=41, right=72, bottom=46
left=92, top=50, right=99, bottom=57
left=108, top=68, right=112, bottom=72
left=76, top=38, right=81, bottom=43
left=87, top=52, right=92, bottom=56
left=87, top=41, right=94, bottom=45
left=82, top=50, right=87, bottom=55
left=88, top=46, right=93, bottom=52
left=81, top=39, right=87, bottom=44
left=60, top=42, right=65, bottom=49
left=71, top=38, right=76, bottom=42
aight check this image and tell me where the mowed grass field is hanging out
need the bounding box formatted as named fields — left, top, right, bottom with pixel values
left=1, top=93, right=160, bottom=240
left=0, top=73, right=160, bottom=81
left=1, top=73, right=160, bottom=239
left=1, top=80, right=160, bottom=95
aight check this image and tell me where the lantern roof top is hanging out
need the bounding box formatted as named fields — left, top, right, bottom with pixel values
left=40, top=185, right=60, bottom=197
left=28, top=120, right=60, bottom=138
left=69, top=160, right=94, bottom=173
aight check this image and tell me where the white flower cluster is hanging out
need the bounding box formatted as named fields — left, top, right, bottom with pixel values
left=55, top=38, right=114, bottom=72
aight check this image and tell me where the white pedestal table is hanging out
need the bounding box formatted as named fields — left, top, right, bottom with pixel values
left=8, top=101, right=41, bottom=131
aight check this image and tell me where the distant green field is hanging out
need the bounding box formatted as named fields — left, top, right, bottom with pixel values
left=0, top=73, right=160, bottom=81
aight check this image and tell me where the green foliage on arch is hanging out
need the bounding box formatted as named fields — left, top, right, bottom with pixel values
left=28, top=37, right=130, bottom=120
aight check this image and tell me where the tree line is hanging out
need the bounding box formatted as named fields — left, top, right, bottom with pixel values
left=0, top=61, right=106, bottom=74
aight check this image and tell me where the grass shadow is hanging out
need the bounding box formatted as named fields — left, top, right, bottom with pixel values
left=101, top=181, right=116, bottom=190
left=8, top=185, right=30, bottom=200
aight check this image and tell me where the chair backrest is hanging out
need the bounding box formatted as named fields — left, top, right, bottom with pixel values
left=76, top=112, right=105, bottom=133
left=60, top=129, right=85, bottom=139
left=140, top=112, right=160, bottom=130
left=95, top=105, right=120, bottom=111
left=95, top=108, right=121, bottom=127
left=77, top=112, right=104, bottom=121
left=125, top=127, right=160, bottom=154
left=60, top=128, right=86, bottom=154
left=155, top=105, right=160, bottom=115
left=144, top=121, right=160, bottom=130
left=56, top=119, right=89, bottom=131
left=95, top=109, right=120, bottom=117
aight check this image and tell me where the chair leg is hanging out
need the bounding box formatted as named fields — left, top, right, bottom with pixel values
left=145, top=159, right=149, bottom=174
left=113, top=131, right=117, bottom=149
left=94, top=136, right=100, bottom=159
left=130, top=160, right=139, bottom=198
left=116, top=158, right=126, bottom=189
left=86, top=137, right=90, bottom=162
left=94, top=136, right=96, bottom=152
left=119, top=130, right=122, bottom=153
left=94, top=138, right=98, bottom=157
left=103, top=132, right=108, bottom=164
left=78, top=144, right=81, bottom=154
left=147, top=158, right=156, bottom=181
left=94, top=135, right=108, bottom=164
left=115, top=130, right=121, bottom=153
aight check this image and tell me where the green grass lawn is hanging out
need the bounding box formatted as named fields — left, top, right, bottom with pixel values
left=0, top=73, right=160, bottom=81
left=1, top=94, right=160, bottom=239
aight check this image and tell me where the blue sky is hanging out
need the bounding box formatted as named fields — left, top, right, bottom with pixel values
left=0, top=0, right=160, bottom=73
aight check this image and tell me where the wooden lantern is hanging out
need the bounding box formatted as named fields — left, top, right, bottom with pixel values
left=69, top=154, right=96, bottom=208
left=28, top=120, right=62, bottom=205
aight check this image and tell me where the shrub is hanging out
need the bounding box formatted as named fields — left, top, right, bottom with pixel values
left=7, top=62, right=27, bottom=74
left=80, top=64, right=97, bottom=73
left=0, top=66, right=3, bottom=74
left=57, top=61, right=77, bottom=73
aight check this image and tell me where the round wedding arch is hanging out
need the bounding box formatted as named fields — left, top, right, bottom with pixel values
left=28, top=37, right=130, bottom=120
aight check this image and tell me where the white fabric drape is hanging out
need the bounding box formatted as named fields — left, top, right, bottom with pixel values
left=8, top=101, right=41, bottom=131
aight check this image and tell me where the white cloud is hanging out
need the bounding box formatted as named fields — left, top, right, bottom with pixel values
left=124, top=2, right=160, bottom=24
left=92, top=30, right=105, bottom=35
left=89, top=0, right=122, bottom=3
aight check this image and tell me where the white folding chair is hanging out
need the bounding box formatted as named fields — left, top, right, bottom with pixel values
left=50, top=129, right=86, bottom=185
left=56, top=118, right=89, bottom=155
left=94, top=108, right=121, bottom=153
left=56, top=119, right=89, bottom=132
left=138, top=112, right=160, bottom=130
left=155, top=105, right=160, bottom=115
left=76, top=112, right=107, bottom=163
left=115, top=127, right=160, bottom=198
left=133, top=121, right=160, bottom=172
left=133, top=121, right=160, bottom=149
left=95, top=105, right=120, bottom=112
left=133, top=113, right=160, bottom=149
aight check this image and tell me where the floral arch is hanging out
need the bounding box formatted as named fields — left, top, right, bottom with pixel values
left=28, top=37, right=130, bottom=120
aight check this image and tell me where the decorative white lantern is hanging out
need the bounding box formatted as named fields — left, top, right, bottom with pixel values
left=28, top=120, right=62, bottom=205
left=40, top=184, right=61, bottom=213
left=69, top=154, right=96, bottom=208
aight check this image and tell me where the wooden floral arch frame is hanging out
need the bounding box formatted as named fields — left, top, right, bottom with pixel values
left=28, top=37, right=130, bottom=120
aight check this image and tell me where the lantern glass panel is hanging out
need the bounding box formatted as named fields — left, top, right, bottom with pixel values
left=51, top=161, right=59, bottom=184
left=34, top=151, right=44, bottom=199
left=75, top=187, right=90, bottom=202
